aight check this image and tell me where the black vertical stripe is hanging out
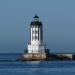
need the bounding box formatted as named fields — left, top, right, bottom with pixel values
left=32, top=26, right=33, bottom=41
left=38, top=25, right=39, bottom=40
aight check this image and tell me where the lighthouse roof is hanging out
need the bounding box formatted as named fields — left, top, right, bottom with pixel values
left=30, top=15, right=42, bottom=26
left=33, top=15, right=39, bottom=18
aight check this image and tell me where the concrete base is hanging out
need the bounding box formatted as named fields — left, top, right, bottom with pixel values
left=22, top=53, right=47, bottom=60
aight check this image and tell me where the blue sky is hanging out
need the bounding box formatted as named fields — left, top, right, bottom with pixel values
left=0, top=0, right=75, bottom=53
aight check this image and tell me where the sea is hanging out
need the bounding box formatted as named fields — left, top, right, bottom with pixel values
left=0, top=53, right=75, bottom=75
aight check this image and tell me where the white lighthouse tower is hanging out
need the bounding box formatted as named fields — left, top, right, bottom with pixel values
left=28, top=15, right=45, bottom=53
left=23, top=15, right=47, bottom=60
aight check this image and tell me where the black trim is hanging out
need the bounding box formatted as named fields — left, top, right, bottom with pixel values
left=31, top=21, right=42, bottom=26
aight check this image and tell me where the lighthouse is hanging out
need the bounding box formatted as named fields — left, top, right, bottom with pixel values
left=28, top=15, right=45, bottom=53
left=23, top=15, right=48, bottom=60
left=21, top=15, right=74, bottom=61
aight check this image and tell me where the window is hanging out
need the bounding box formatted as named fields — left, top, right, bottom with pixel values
left=33, top=30, right=35, bottom=33
left=35, top=31, right=38, bottom=34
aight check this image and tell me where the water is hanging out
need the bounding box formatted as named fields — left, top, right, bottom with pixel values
left=0, top=53, right=75, bottom=75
